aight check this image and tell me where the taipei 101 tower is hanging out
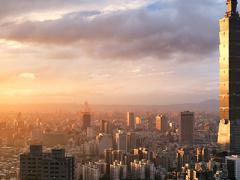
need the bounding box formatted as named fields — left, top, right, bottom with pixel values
left=218, top=0, right=240, bottom=154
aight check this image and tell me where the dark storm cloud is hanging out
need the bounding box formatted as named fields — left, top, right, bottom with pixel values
left=0, top=0, right=224, bottom=61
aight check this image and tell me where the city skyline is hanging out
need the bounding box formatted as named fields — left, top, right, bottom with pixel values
left=2, top=1, right=240, bottom=179
left=0, top=0, right=229, bottom=105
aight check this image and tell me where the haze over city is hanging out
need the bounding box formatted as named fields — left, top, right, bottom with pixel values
left=2, top=0, right=240, bottom=180
left=0, top=0, right=228, bottom=105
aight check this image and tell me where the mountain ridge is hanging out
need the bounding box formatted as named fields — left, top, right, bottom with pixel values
left=0, top=99, right=218, bottom=113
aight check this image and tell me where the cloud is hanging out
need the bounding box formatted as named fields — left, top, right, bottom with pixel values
left=0, top=0, right=224, bottom=104
left=0, top=0, right=224, bottom=62
left=0, top=0, right=90, bottom=19
left=0, top=0, right=148, bottom=21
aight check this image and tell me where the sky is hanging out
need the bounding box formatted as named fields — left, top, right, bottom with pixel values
left=0, top=0, right=230, bottom=105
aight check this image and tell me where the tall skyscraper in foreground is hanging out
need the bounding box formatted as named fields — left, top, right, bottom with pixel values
left=179, top=111, right=194, bottom=145
left=218, top=0, right=240, bottom=154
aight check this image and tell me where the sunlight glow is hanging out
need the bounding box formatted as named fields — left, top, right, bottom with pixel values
left=0, top=39, right=24, bottom=49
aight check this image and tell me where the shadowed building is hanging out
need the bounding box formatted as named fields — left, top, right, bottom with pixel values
left=20, top=145, right=74, bottom=180
left=179, top=111, right=194, bottom=145
left=82, top=113, right=91, bottom=129
left=82, top=102, right=91, bottom=129
left=100, top=120, right=111, bottom=134
left=218, top=0, right=240, bottom=154
left=226, top=155, right=240, bottom=179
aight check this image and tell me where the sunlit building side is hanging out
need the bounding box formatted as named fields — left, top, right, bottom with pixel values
left=218, top=0, right=240, bottom=154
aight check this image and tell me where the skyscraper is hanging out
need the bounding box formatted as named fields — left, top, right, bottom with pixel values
left=218, top=0, right=240, bottom=154
left=82, top=102, right=91, bottom=129
left=127, top=132, right=137, bottom=152
left=226, top=155, right=240, bottom=179
left=100, top=120, right=111, bottom=134
left=179, top=111, right=194, bottom=145
left=96, top=133, right=113, bottom=155
left=115, top=130, right=127, bottom=153
left=81, top=162, right=101, bottom=180
left=127, top=112, right=135, bottom=130
left=155, top=114, right=168, bottom=133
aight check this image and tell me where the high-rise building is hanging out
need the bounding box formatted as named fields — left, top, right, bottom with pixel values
left=82, top=102, right=91, bottom=129
left=179, top=111, right=194, bottom=145
left=16, top=112, right=25, bottom=129
left=110, top=161, right=127, bottom=180
left=104, top=148, right=114, bottom=164
left=20, top=145, right=74, bottom=180
left=218, top=0, right=240, bottom=154
left=130, top=160, right=155, bottom=180
left=20, top=145, right=43, bottom=180
left=127, top=132, right=136, bottom=152
left=127, top=112, right=135, bottom=130
left=82, top=162, right=101, bottom=180
left=110, top=161, right=121, bottom=180
left=96, top=133, right=113, bottom=155
left=176, top=148, right=185, bottom=171
left=112, top=150, right=125, bottom=163
left=87, top=127, right=97, bottom=139
left=226, top=155, right=240, bottom=179
left=196, top=147, right=209, bottom=163
left=155, top=114, right=168, bottom=133
left=82, top=113, right=91, bottom=129
left=135, top=117, right=141, bottom=125
left=100, top=120, right=111, bottom=134
left=115, top=130, right=127, bottom=153
left=133, top=148, right=153, bottom=162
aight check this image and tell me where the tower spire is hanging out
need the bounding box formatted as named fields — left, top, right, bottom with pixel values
left=226, top=0, right=238, bottom=17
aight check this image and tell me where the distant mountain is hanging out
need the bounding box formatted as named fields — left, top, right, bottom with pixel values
left=0, top=99, right=218, bottom=113
left=91, top=99, right=218, bottom=113
left=153, top=99, right=218, bottom=112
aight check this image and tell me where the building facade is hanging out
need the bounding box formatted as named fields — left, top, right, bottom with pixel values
left=20, top=145, right=74, bottom=180
left=155, top=114, right=168, bottom=133
left=127, top=112, right=135, bottom=130
left=82, top=162, right=101, bottom=180
left=96, top=133, right=113, bottom=155
left=127, top=132, right=137, bottom=152
left=82, top=102, right=91, bottom=129
left=218, top=0, right=240, bottom=154
left=115, top=130, right=127, bottom=153
left=179, top=111, right=194, bottom=145
left=226, top=155, right=240, bottom=179
left=82, top=112, right=91, bottom=129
